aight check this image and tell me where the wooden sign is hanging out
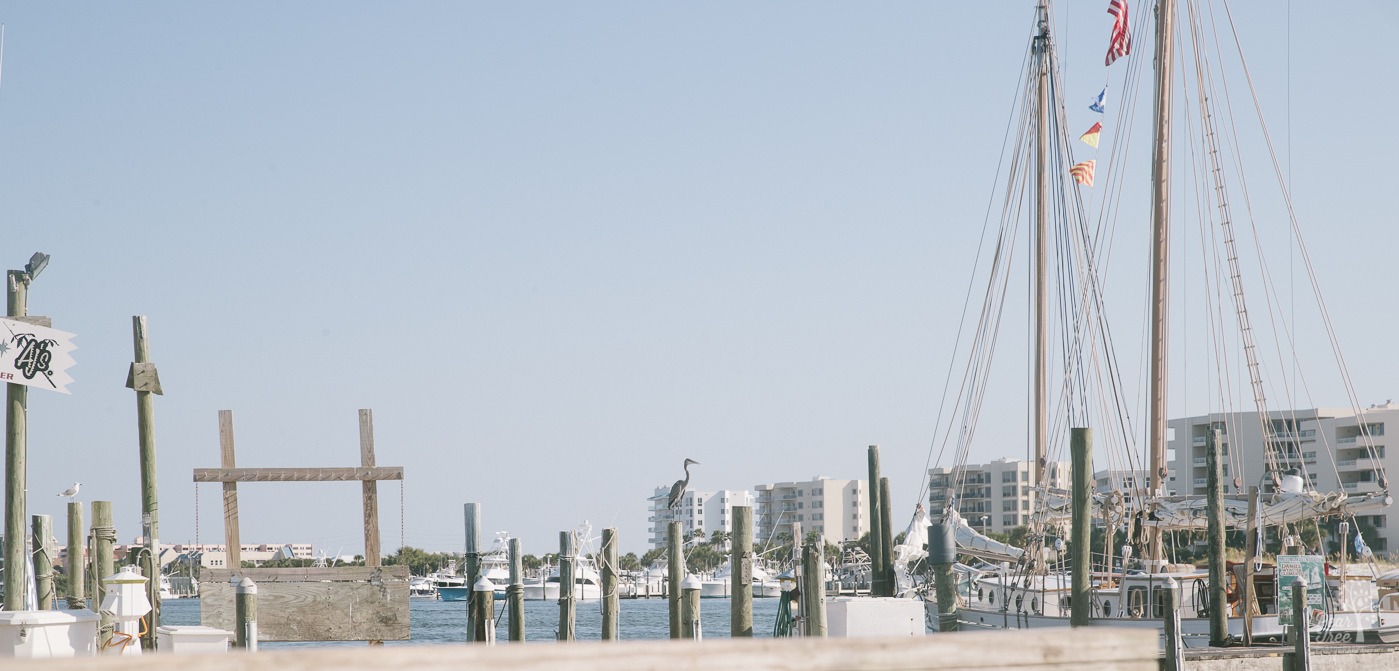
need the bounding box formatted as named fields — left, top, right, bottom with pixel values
left=202, top=567, right=410, bottom=641
left=0, top=317, right=76, bottom=393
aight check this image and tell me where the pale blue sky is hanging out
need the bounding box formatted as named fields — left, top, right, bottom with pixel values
left=2, top=2, right=1396, bottom=556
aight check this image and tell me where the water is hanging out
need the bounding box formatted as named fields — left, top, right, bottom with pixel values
left=160, top=596, right=785, bottom=647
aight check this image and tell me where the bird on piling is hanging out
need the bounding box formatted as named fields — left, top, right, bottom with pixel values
left=667, top=459, right=700, bottom=510
left=58, top=482, right=82, bottom=501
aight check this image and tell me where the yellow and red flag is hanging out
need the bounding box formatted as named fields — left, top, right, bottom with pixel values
left=1070, top=160, right=1096, bottom=187
left=1080, top=122, right=1103, bottom=148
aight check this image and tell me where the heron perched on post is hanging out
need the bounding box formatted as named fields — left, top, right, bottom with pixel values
left=667, top=459, right=700, bottom=510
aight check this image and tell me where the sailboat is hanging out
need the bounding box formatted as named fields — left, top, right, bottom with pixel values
left=915, top=0, right=1398, bottom=646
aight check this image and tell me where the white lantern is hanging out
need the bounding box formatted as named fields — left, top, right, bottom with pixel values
left=100, top=566, right=152, bottom=656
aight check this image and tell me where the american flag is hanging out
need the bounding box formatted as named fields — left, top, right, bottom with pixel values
left=1071, top=160, right=1096, bottom=187
left=1106, top=0, right=1131, bottom=66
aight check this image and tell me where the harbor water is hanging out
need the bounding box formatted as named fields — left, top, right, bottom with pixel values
left=160, top=597, right=785, bottom=646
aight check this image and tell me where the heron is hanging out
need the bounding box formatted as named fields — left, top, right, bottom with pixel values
left=667, top=459, right=699, bottom=510
left=58, top=482, right=82, bottom=501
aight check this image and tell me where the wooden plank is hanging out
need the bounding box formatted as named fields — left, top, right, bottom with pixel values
left=219, top=410, right=241, bottom=569
left=11, top=627, right=1161, bottom=670
left=359, top=409, right=381, bottom=568
left=194, top=466, right=404, bottom=482
left=201, top=572, right=409, bottom=642
left=205, top=566, right=409, bottom=583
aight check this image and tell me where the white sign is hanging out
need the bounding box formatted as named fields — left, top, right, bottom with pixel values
left=0, top=318, right=77, bottom=394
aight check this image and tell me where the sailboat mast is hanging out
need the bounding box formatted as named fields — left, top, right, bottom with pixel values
left=1146, top=0, right=1176, bottom=564
left=1033, top=1, right=1050, bottom=487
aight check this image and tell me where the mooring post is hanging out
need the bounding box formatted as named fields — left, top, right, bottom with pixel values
left=731, top=506, right=754, bottom=637
left=234, top=576, right=258, bottom=652
left=558, top=530, right=576, bottom=641
left=130, top=315, right=162, bottom=649
left=1070, top=427, right=1092, bottom=627
left=1206, top=428, right=1229, bottom=646
left=601, top=527, right=619, bottom=641
left=680, top=573, right=702, bottom=639
left=867, top=445, right=885, bottom=598
left=92, top=500, right=116, bottom=646
left=1162, top=582, right=1184, bottom=671
left=3, top=268, right=30, bottom=612
left=801, top=533, right=828, bottom=637
left=66, top=501, right=85, bottom=609
left=1242, top=485, right=1259, bottom=645
left=473, top=575, right=496, bottom=644
left=1289, top=578, right=1311, bottom=671
left=929, top=521, right=959, bottom=632
left=879, top=476, right=894, bottom=596
left=32, top=514, right=54, bottom=609
left=507, top=537, right=525, bottom=642
left=463, top=502, right=481, bottom=642
left=667, top=521, right=682, bottom=639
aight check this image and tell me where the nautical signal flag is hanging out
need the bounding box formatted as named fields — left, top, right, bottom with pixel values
left=1080, top=122, right=1103, bottom=148
left=1071, top=160, right=1096, bottom=187
left=1089, top=87, right=1107, bottom=113
left=1106, top=0, right=1132, bottom=66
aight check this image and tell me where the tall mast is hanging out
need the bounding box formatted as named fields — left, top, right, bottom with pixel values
left=1032, top=1, right=1050, bottom=487
left=1146, top=0, right=1175, bottom=564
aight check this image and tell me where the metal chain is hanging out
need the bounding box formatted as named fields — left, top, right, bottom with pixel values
left=399, top=480, right=406, bottom=553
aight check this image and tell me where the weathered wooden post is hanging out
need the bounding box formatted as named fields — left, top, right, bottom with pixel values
left=867, top=446, right=885, bottom=597
left=1161, top=581, right=1184, bottom=671
left=473, top=575, right=496, bottom=644
left=601, top=527, right=619, bottom=641
left=731, top=506, right=754, bottom=637
left=92, top=500, right=116, bottom=645
left=464, top=503, right=481, bottom=642
left=558, top=531, right=576, bottom=641
left=879, top=476, right=895, bottom=596
left=129, top=315, right=163, bottom=648
left=1070, top=427, right=1092, bottom=627
left=1242, top=485, right=1260, bottom=645
left=680, top=574, right=702, bottom=639
left=32, top=514, right=54, bottom=609
left=507, top=537, right=525, bottom=642
left=1339, top=520, right=1350, bottom=583
left=801, top=533, right=827, bottom=637
left=667, top=521, right=682, bottom=639
left=1205, top=428, right=1228, bottom=646
left=3, top=267, right=30, bottom=611
left=1288, top=578, right=1311, bottom=671
left=234, top=576, right=258, bottom=651
left=929, top=521, right=959, bottom=632
left=66, top=502, right=85, bottom=609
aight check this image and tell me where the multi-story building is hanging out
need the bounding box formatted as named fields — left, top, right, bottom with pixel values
left=1168, top=402, right=1396, bottom=552
left=647, top=488, right=755, bottom=549
left=753, top=477, right=868, bottom=546
left=927, top=458, right=1069, bottom=535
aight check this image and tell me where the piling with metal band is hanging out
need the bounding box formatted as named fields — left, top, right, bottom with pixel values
left=1070, top=427, right=1092, bottom=627
left=473, top=576, right=496, bottom=644
left=680, top=574, right=702, bottom=639
left=92, top=501, right=117, bottom=646
left=32, top=514, right=54, bottom=609
left=234, top=577, right=258, bottom=651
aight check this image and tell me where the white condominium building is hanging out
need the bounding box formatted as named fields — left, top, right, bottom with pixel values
left=647, top=488, right=755, bottom=550
left=927, top=458, right=1069, bottom=535
left=754, top=476, right=869, bottom=546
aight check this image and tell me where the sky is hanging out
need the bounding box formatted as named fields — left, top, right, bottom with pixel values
left=1, top=2, right=1396, bottom=558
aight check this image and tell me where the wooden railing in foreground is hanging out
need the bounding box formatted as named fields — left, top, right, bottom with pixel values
left=14, top=627, right=1159, bottom=671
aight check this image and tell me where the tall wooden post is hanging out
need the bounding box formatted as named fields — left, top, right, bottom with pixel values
left=1205, top=428, right=1228, bottom=646
left=1070, top=427, right=1092, bottom=627
left=930, top=521, right=959, bottom=632
left=234, top=576, right=258, bottom=651
left=558, top=531, right=576, bottom=641
left=867, top=446, right=885, bottom=598
left=32, top=514, right=54, bottom=609
left=1161, top=583, right=1184, bottom=671
left=879, top=477, right=894, bottom=596
left=66, top=501, right=85, bottom=609
left=130, top=316, right=163, bottom=648
left=801, top=534, right=827, bottom=637
left=217, top=411, right=241, bottom=570
left=1242, top=485, right=1260, bottom=644
left=92, top=501, right=116, bottom=646
left=463, top=502, right=481, bottom=642
left=731, top=506, right=754, bottom=637
left=601, top=527, right=619, bottom=640
left=507, top=537, right=525, bottom=642
left=667, top=521, right=682, bottom=639
left=3, top=269, right=29, bottom=611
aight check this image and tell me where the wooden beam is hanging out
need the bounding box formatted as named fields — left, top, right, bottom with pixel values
left=194, top=467, right=404, bottom=483
left=359, top=409, right=381, bottom=568
left=219, top=410, right=241, bottom=569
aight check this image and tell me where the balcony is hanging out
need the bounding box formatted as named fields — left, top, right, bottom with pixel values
left=1339, top=436, right=1358, bottom=445
left=1343, top=481, right=1382, bottom=493
left=1192, top=458, right=1207, bottom=467
left=1192, top=436, right=1207, bottom=447
left=1192, top=478, right=1207, bottom=487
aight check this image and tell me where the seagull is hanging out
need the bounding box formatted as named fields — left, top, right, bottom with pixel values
left=58, top=482, right=81, bottom=501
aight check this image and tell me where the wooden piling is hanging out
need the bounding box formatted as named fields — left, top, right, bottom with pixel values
left=866, top=446, right=885, bottom=598
left=601, top=527, right=619, bottom=641
left=2, top=270, right=29, bottom=611
left=507, top=537, right=525, bottom=642
left=92, top=500, right=116, bottom=646
left=66, top=501, right=85, bottom=609
left=801, top=534, right=827, bottom=637
left=667, top=521, right=682, bottom=639
left=731, top=506, right=753, bottom=637
left=1069, top=427, right=1092, bottom=627
left=1161, top=583, right=1184, bottom=671
left=131, top=315, right=162, bottom=648
left=234, top=576, right=258, bottom=651
left=464, top=502, right=481, bottom=642
left=878, top=476, right=894, bottom=596
left=929, top=522, right=959, bottom=632
left=472, top=576, right=495, bottom=644
left=680, top=574, right=702, bottom=639
left=32, top=514, right=54, bottom=609
left=1242, top=485, right=1260, bottom=645
left=558, top=531, right=576, bottom=641
left=1289, top=579, right=1311, bottom=671
left=1205, top=428, right=1228, bottom=646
